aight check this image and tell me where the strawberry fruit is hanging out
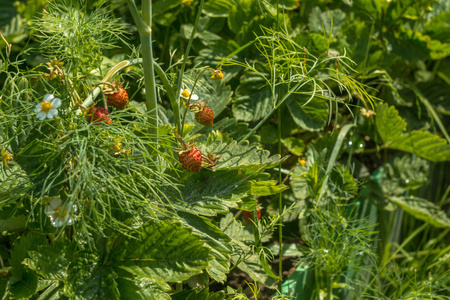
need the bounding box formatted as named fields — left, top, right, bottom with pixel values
left=179, top=148, right=203, bottom=173
left=86, top=107, right=112, bottom=125
left=107, top=88, right=129, bottom=110
left=195, top=106, right=214, bottom=127
left=243, top=208, right=261, bottom=225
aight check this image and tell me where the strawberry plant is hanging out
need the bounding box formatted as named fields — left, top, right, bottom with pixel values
left=1, top=0, right=449, bottom=299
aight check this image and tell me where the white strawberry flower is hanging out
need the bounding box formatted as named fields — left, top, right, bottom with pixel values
left=45, top=198, right=77, bottom=227
left=35, top=94, right=61, bottom=120
left=180, top=89, right=199, bottom=100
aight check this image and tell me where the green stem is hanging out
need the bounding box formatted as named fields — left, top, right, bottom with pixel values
left=180, top=67, right=210, bottom=136
left=127, top=0, right=158, bottom=139
left=176, top=0, right=205, bottom=115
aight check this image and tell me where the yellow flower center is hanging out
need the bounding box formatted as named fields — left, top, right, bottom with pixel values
left=41, top=101, right=52, bottom=113
left=54, top=204, right=68, bottom=219
left=181, top=90, right=190, bottom=98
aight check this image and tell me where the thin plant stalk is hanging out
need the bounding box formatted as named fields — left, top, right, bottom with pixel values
left=126, top=0, right=158, bottom=140
left=176, top=0, right=205, bottom=120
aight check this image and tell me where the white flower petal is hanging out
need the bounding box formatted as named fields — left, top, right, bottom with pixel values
left=43, top=94, right=54, bottom=102
left=51, top=97, right=61, bottom=108
left=46, top=198, right=62, bottom=214
left=191, top=94, right=199, bottom=100
left=36, top=112, right=47, bottom=120
left=34, top=103, right=42, bottom=113
left=65, top=217, right=74, bottom=226
left=47, top=109, right=58, bottom=119
left=52, top=218, right=64, bottom=227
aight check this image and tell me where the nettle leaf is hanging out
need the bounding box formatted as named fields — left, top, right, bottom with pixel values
left=249, top=180, right=287, bottom=196
left=171, top=169, right=253, bottom=216
left=178, top=212, right=232, bottom=283
left=377, top=103, right=450, bottom=162
left=116, top=277, right=171, bottom=300
left=8, top=233, right=47, bottom=298
left=197, top=118, right=259, bottom=146
left=381, top=156, right=429, bottom=195
left=66, top=252, right=119, bottom=300
left=390, top=196, right=450, bottom=228
left=233, top=71, right=273, bottom=122
left=219, top=213, right=276, bottom=287
left=172, top=288, right=225, bottom=300
left=376, top=103, right=406, bottom=143
left=388, top=131, right=450, bottom=162
left=24, top=241, right=76, bottom=281
left=110, top=220, right=211, bottom=282
left=386, top=30, right=430, bottom=62
left=203, top=0, right=234, bottom=17
left=200, top=139, right=282, bottom=172
left=286, top=92, right=328, bottom=132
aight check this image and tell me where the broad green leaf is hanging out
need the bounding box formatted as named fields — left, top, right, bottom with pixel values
left=381, top=156, right=429, bottom=195
left=197, top=117, right=259, bottom=146
left=9, top=269, right=39, bottom=299
left=294, top=32, right=328, bottom=57
left=309, top=7, right=346, bottom=34
left=227, top=0, right=252, bottom=34
left=286, top=92, right=328, bottom=132
left=203, top=0, right=234, bottom=17
left=24, top=242, right=75, bottom=281
left=423, top=11, right=450, bottom=43
left=66, top=252, right=119, bottom=300
left=390, top=196, right=450, bottom=228
left=116, top=278, right=170, bottom=300
left=110, top=220, right=211, bottom=282
left=388, top=130, right=450, bottom=162
left=0, top=215, right=27, bottom=232
left=376, top=103, right=406, bottom=143
left=200, top=140, right=282, bottom=172
left=9, top=232, right=47, bottom=287
left=169, top=170, right=264, bottom=216
left=249, top=180, right=287, bottom=196
left=178, top=212, right=232, bottom=283
left=172, top=288, right=225, bottom=300
left=386, top=30, right=430, bottom=62
left=282, top=137, right=306, bottom=156
left=219, top=213, right=276, bottom=287
left=233, top=71, right=272, bottom=122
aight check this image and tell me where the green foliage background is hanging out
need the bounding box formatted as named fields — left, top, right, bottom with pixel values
left=1, top=0, right=449, bottom=299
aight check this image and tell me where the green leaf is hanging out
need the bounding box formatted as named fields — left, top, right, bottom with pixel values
left=390, top=196, right=450, bottom=228
left=376, top=103, right=406, bottom=143
left=386, top=30, right=430, bottom=62
left=24, top=242, right=75, bottom=281
left=201, top=140, right=282, bottom=172
left=172, top=288, right=225, bottom=300
left=388, top=131, right=450, bottom=162
left=170, top=169, right=260, bottom=216
left=9, top=269, right=39, bottom=299
left=381, top=156, right=429, bottom=195
left=116, top=278, right=170, bottom=300
left=249, top=180, right=287, bottom=196
left=66, top=252, right=119, bottom=300
left=423, top=10, right=450, bottom=43
left=233, top=71, right=272, bottom=122
left=203, top=0, right=234, bottom=17
left=308, top=7, right=346, bottom=34
left=177, top=212, right=232, bottom=283
left=282, top=137, right=305, bottom=156
left=286, top=92, right=328, bottom=132
left=110, top=220, right=211, bottom=282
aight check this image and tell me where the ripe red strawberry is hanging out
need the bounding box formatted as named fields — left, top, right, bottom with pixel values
left=243, top=208, right=261, bottom=225
left=86, top=107, right=112, bottom=125
left=195, top=106, right=214, bottom=127
left=179, top=148, right=203, bottom=173
left=107, top=88, right=129, bottom=110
